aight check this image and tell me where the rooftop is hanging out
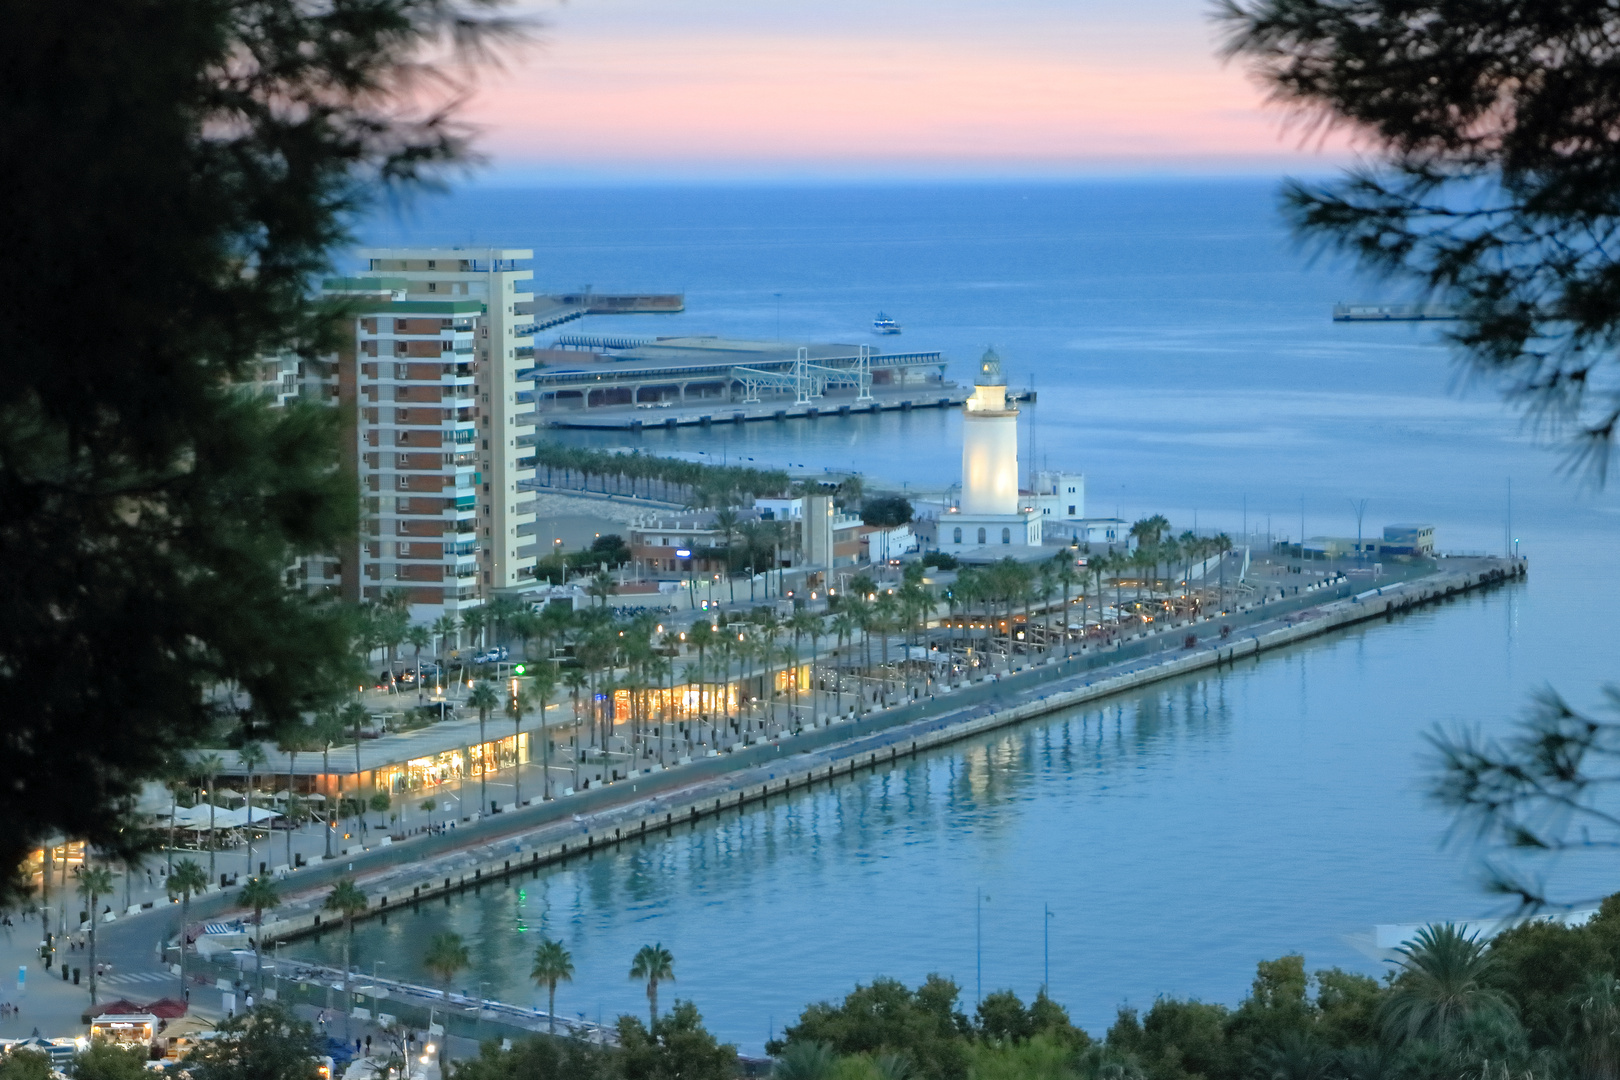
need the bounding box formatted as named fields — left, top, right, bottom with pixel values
left=357, top=247, right=534, bottom=261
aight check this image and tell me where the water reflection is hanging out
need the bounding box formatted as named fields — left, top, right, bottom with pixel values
left=293, top=656, right=1254, bottom=1045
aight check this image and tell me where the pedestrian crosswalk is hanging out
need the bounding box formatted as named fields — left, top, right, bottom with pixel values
left=101, top=971, right=171, bottom=985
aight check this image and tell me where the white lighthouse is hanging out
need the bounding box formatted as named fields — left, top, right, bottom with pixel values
left=943, top=349, right=1041, bottom=554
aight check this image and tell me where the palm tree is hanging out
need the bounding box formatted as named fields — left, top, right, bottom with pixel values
left=507, top=681, right=536, bottom=807
left=77, top=864, right=114, bottom=1006
left=432, top=614, right=460, bottom=662
left=1573, top=973, right=1620, bottom=1080
left=1253, top=1032, right=1333, bottom=1080
left=629, top=943, right=675, bottom=1029
left=195, top=752, right=224, bottom=881
left=1130, top=545, right=1154, bottom=604
left=237, top=741, right=267, bottom=878
left=340, top=700, right=369, bottom=837
left=238, top=875, right=280, bottom=992
left=276, top=728, right=312, bottom=868
left=530, top=665, right=558, bottom=800
left=324, top=878, right=369, bottom=1013
left=1054, top=556, right=1080, bottom=656
left=467, top=681, right=499, bottom=816
left=530, top=937, right=574, bottom=1035
left=462, top=607, right=489, bottom=652
left=587, top=570, right=616, bottom=608
left=562, top=667, right=587, bottom=789
left=166, top=858, right=207, bottom=995
left=830, top=612, right=855, bottom=715
left=775, top=1042, right=839, bottom=1080
left=688, top=621, right=714, bottom=718
left=311, top=709, right=346, bottom=859
left=423, top=931, right=469, bottom=1002
left=1379, top=923, right=1515, bottom=1045
left=406, top=624, right=432, bottom=704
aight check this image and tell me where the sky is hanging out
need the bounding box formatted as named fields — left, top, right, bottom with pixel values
left=460, top=0, right=1355, bottom=180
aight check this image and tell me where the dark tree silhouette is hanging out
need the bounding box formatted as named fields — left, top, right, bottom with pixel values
left=0, top=0, right=517, bottom=900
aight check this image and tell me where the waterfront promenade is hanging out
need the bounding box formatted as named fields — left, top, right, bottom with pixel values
left=0, top=555, right=1521, bottom=1044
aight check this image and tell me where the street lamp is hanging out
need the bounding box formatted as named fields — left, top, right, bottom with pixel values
left=272, top=940, right=287, bottom=1004
left=1348, top=498, right=1369, bottom=561
left=371, top=960, right=387, bottom=1030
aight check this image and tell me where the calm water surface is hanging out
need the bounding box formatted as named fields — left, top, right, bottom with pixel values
left=310, top=181, right=1620, bottom=1049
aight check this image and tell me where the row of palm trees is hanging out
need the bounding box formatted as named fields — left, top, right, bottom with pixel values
left=422, top=931, right=672, bottom=1045
left=167, top=526, right=1235, bottom=885
left=431, top=535, right=1245, bottom=804
left=531, top=442, right=791, bottom=509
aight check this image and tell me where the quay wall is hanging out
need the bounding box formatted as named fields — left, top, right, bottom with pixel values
left=212, top=559, right=1523, bottom=949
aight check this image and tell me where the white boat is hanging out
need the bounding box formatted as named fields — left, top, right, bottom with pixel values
left=872, top=312, right=902, bottom=334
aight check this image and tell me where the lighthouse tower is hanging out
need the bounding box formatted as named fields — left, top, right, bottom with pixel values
left=961, top=349, right=1019, bottom=514
left=944, top=349, right=1041, bottom=554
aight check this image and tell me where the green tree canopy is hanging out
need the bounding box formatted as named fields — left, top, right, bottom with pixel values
left=70, top=1043, right=149, bottom=1080
left=447, top=1034, right=616, bottom=1080
left=182, top=1003, right=323, bottom=1080
left=0, top=1051, right=51, bottom=1080
left=861, top=495, right=914, bottom=528
left=0, top=0, right=514, bottom=899
left=769, top=976, right=972, bottom=1080
left=1221, top=0, right=1620, bottom=476
left=616, top=1000, right=737, bottom=1080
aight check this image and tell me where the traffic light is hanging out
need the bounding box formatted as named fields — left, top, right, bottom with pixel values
left=513, top=663, right=526, bottom=675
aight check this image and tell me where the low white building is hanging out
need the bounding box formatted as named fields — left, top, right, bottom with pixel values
left=1032, top=470, right=1086, bottom=521
left=754, top=496, right=805, bottom=520
left=862, top=523, right=917, bottom=563
left=1043, top=517, right=1128, bottom=547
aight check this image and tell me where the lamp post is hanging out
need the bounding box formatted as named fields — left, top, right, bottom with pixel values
left=1043, top=903, right=1053, bottom=995
left=975, top=889, right=989, bottom=1008
left=1348, top=498, right=1369, bottom=562
left=273, top=940, right=287, bottom=1004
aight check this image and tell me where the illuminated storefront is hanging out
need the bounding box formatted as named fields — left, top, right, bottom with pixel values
left=372, top=734, right=529, bottom=795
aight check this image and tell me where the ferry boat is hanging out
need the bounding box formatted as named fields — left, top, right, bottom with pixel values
left=872, top=312, right=902, bottom=335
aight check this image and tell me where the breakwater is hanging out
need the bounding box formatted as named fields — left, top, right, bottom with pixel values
left=227, top=557, right=1522, bottom=950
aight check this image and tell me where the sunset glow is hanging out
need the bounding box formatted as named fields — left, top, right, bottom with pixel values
left=464, top=0, right=1351, bottom=177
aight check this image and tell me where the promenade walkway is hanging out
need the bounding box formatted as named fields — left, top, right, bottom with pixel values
left=0, top=556, right=1512, bottom=1040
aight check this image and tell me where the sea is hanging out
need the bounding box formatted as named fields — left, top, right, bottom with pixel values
left=300, top=179, right=1620, bottom=1051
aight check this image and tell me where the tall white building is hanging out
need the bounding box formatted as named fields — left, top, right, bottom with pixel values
left=357, top=248, right=537, bottom=593
left=942, top=349, right=1041, bottom=554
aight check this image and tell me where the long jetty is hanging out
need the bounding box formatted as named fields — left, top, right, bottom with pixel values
left=100, top=556, right=1524, bottom=1043
left=164, top=557, right=1524, bottom=949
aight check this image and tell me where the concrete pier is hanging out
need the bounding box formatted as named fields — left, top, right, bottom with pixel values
left=136, top=558, right=1523, bottom=944
left=538, top=386, right=968, bottom=430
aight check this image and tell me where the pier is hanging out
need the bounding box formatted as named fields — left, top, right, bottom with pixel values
left=1333, top=302, right=1459, bottom=322
left=140, top=557, right=1523, bottom=941
left=522, top=335, right=960, bottom=429
left=535, top=385, right=969, bottom=430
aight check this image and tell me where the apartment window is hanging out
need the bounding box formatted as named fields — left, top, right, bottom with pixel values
left=428, top=282, right=437, bottom=293
left=1068, top=505, right=1076, bottom=515
left=952, top=527, right=962, bottom=544
left=427, top=260, right=436, bottom=269
left=1002, top=528, right=1011, bottom=544
left=977, top=528, right=986, bottom=545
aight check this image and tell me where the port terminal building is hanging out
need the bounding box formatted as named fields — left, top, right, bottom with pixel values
left=523, top=336, right=959, bottom=429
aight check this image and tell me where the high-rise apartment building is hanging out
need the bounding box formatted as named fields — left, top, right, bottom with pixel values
left=317, top=275, right=485, bottom=620
left=358, top=248, right=537, bottom=595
